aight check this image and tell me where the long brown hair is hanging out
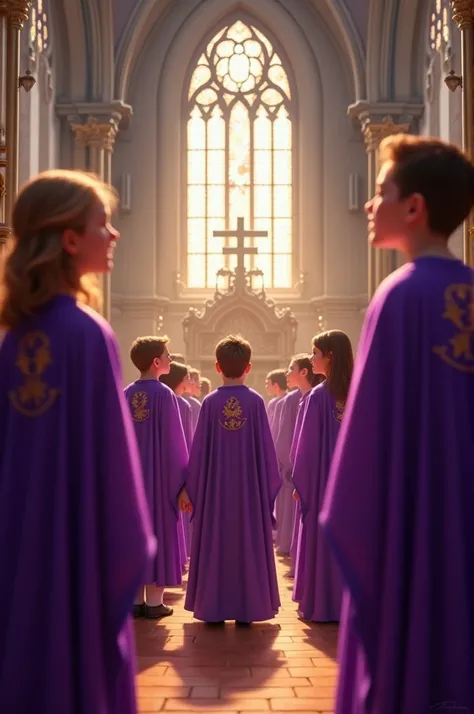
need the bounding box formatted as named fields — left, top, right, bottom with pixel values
left=313, top=330, right=353, bottom=401
left=0, top=170, right=117, bottom=329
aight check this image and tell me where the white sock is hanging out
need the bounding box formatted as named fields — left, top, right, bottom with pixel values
left=146, top=585, right=165, bottom=607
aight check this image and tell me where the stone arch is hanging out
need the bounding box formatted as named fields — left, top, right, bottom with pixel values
left=85, top=0, right=115, bottom=101
left=51, top=0, right=114, bottom=102
left=50, top=0, right=87, bottom=100
left=366, top=0, right=432, bottom=102
left=115, top=0, right=366, bottom=102
left=111, top=0, right=369, bottom=302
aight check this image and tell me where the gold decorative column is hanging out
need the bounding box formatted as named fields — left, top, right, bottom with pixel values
left=0, top=1, right=9, bottom=254
left=362, top=116, right=410, bottom=298
left=70, top=116, right=118, bottom=321
left=451, top=0, right=474, bottom=265
left=5, top=0, right=30, bottom=222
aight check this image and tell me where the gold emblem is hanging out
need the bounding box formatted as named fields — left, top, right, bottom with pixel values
left=333, top=399, right=345, bottom=423
left=433, top=283, right=474, bottom=373
left=8, top=331, right=60, bottom=417
left=131, top=391, right=150, bottom=422
left=219, top=396, right=247, bottom=431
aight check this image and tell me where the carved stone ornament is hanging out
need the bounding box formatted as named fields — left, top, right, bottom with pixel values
left=362, top=115, right=411, bottom=153
left=70, top=116, right=118, bottom=151
left=182, top=266, right=297, bottom=363
left=450, top=0, right=474, bottom=30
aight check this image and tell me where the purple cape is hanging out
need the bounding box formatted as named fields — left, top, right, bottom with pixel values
left=185, top=385, right=281, bottom=622
left=177, top=395, right=193, bottom=449
left=0, top=295, right=155, bottom=714
left=267, top=394, right=286, bottom=437
left=289, top=389, right=312, bottom=569
left=177, top=395, right=193, bottom=555
left=270, top=393, right=286, bottom=441
left=292, top=382, right=343, bottom=621
left=320, top=257, right=474, bottom=714
left=124, top=380, right=188, bottom=587
left=273, top=389, right=300, bottom=554
left=184, top=394, right=201, bottom=433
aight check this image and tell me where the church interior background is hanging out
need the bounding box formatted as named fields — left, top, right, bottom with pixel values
left=0, top=0, right=470, bottom=392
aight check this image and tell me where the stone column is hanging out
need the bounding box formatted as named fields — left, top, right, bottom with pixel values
left=69, top=116, right=118, bottom=321
left=361, top=115, right=410, bottom=298
left=68, top=115, right=87, bottom=171
left=0, top=1, right=9, bottom=255
left=451, top=0, right=474, bottom=266
left=5, top=0, right=30, bottom=222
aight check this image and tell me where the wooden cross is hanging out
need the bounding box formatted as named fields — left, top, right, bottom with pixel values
left=213, top=217, right=268, bottom=272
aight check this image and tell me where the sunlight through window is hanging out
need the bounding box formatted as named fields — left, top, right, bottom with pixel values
left=429, top=0, right=450, bottom=54
left=187, top=21, right=293, bottom=289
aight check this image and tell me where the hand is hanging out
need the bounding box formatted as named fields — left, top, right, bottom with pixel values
left=293, top=489, right=300, bottom=502
left=178, top=488, right=193, bottom=513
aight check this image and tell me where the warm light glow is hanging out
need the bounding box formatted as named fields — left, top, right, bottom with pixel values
left=430, top=0, right=450, bottom=53
left=187, top=21, right=293, bottom=289
left=29, top=0, right=49, bottom=55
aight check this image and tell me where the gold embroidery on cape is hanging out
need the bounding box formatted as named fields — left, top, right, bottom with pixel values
left=333, top=400, right=345, bottom=423
left=8, top=331, right=60, bottom=417
left=131, top=391, right=150, bottom=422
left=432, top=283, right=474, bottom=373
left=219, top=396, right=247, bottom=431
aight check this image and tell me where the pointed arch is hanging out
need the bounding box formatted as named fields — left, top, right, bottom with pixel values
left=110, top=0, right=369, bottom=304
left=50, top=0, right=87, bottom=99
left=367, top=0, right=432, bottom=102
left=115, top=0, right=366, bottom=102
left=184, top=18, right=295, bottom=289
left=51, top=0, right=114, bottom=102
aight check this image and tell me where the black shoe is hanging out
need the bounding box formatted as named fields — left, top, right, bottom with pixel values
left=236, top=621, right=252, bottom=627
left=145, top=603, right=173, bottom=619
left=133, top=604, right=145, bottom=619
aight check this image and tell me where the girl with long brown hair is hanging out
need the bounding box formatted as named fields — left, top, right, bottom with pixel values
left=292, top=330, right=354, bottom=622
left=287, top=355, right=323, bottom=570
left=0, top=171, right=155, bottom=714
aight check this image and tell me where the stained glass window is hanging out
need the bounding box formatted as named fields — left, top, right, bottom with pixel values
left=29, top=0, right=50, bottom=62
left=429, top=0, right=450, bottom=53
left=186, top=21, right=293, bottom=289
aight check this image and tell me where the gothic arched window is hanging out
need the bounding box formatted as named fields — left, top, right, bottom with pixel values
left=186, top=20, right=293, bottom=289
left=429, top=0, right=450, bottom=54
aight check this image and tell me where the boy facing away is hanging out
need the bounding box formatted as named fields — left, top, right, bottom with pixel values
left=184, top=335, right=281, bottom=624
left=124, top=336, right=189, bottom=619
left=320, top=135, right=474, bottom=714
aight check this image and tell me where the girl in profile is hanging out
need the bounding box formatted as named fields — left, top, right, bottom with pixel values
left=0, top=170, right=155, bottom=714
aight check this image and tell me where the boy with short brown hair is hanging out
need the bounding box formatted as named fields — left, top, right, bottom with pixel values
left=184, top=335, right=281, bottom=624
left=125, top=336, right=189, bottom=619
left=320, top=135, right=474, bottom=714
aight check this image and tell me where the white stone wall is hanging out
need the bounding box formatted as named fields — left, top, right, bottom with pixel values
left=111, top=0, right=368, bottom=386
left=19, top=31, right=58, bottom=188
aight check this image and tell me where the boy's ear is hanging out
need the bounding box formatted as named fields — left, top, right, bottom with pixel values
left=215, top=361, right=222, bottom=374
left=245, top=362, right=252, bottom=374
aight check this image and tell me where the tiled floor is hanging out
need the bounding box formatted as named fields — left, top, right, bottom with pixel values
left=135, top=554, right=339, bottom=713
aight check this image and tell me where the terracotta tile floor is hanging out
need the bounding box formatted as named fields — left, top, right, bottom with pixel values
left=135, top=554, right=339, bottom=713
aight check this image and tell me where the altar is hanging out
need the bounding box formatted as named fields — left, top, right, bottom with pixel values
left=182, top=217, right=298, bottom=393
